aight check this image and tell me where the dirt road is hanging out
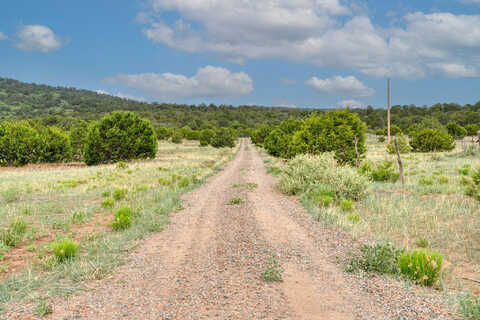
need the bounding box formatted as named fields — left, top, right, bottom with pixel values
left=20, top=139, right=453, bottom=319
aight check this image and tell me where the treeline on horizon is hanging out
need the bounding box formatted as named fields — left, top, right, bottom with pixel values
left=1, top=77, right=480, bottom=132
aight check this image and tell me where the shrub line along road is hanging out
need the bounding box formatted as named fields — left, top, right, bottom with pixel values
left=14, top=139, right=455, bottom=319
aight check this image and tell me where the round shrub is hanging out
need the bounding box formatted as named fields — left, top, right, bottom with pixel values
left=291, top=110, right=367, bottom=165
left=199, top=129, right=215, bottom=146
left=398, top=249, right=443, bottom=286
left=112, top=206, right=134, bottom=231
left=170, top=129, right=183, bottom=144
left=0, top=121, right=42, bottom=166
left=386, top=135, right=411, bottom=154
left=155, top=126, right=172, bottom=140
left=446, top=121, right=467, bottom=138
left=410, top=129, right=455, bottom=152
left=52, top=238, right=79, bottom=262
left=390, top=125, right=402, bottom=136
left=211, top=128, right=236, bottom=148
left=84, top=111, right=157, bottom=165
left=464, top=123, right=480, bottom=137
left=38, top=126, right=73, bottom=163
left=375, top=128, right=386, bottom=136
left=264, top=119, right=301, bottom=158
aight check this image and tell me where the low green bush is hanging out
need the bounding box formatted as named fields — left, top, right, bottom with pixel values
left=410, top=129, right=455, bottom=152
left=340, top=199, right=354, bottom=212
left=347, top=213, right=361, bottom=223
left=0, top=218, right=27, bottom=247
left=101, top=198, right=115, bottom=208
left=113, top=188, right=128, bottom=200
left=345, top=242, right=401, bottom=274
left=52, top=238, right=79, bottom=262
left=397, top=249, right=443, bottom=286
left=177, top=177, right=190, bottom=188
left=386, top=135, right=411, bottom=154
left=112, top=206, right=134, bottom=231
left=362, top=160, right=399, bottom=183
left=277, top=153, right=370, bottom=201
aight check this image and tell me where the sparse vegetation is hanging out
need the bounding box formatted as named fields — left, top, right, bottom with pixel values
left=345, top=242, right=401, bottom=275
left=112, top=207, right=134, bottom=231
left=51, top=238, right=79, bottom=262
left=261, top=253, right=283, bottom=282
left=397, top=249, right=443, bottom=286
left=227, top=197, right=244, bottom=205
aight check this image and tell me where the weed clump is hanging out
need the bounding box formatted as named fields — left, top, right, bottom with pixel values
left=227, top=197, right=244, bottom=205
left=1, top=218, right=27, bottom=247
left=113, top=188, right=128, bottom=200
left=261, top=253, right=283, bottom=282
left=360, top=160, right=399, bottom=183
left=345, top=242, right=400, bottom=275
left=101, top=197, right=115, bottom=208
left=347, top=213, right=361, bottom=223
left=112, top=206, right=134, bottom=231
left=52, top=238, right=79, bottom=262
left=398, top=249, right=443, bottom=286
left=340, top=199, right=354, bottom=212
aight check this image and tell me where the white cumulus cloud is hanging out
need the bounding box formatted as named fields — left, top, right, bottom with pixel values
left=15, top=25, right=63, bottom=52
left=306, top=75, right=374, bottom=97
left=104, top=66, right=254, bottom=100
left=139, top=1, right=480, bottom=79
left=95, top=90, right=147, bottom=102
left=338, top=99, right=366, bottom=109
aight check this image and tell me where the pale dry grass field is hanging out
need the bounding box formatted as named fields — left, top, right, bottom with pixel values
left=261, top=136, right=480, bottom=294
left=0, top=140, right=237, bottom=312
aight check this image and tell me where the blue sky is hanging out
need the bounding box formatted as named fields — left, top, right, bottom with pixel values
left=1, top=0, right=479, bottom=109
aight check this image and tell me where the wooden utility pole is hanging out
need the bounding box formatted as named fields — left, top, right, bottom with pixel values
left=387, top=78, right=391, bottom=143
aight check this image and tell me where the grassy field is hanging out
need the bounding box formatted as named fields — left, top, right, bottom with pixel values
left=262, top=136, right=480, bottom=295
left=0, top=140, right=237, bottom=311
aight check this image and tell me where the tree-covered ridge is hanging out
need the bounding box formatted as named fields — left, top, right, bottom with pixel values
left=1, top=77, right=480, bottom=132
left=0, top=78, right=310, bottom=129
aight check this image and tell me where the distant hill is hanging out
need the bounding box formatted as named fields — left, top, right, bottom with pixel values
left=0, top=77, right=311, bottom=128
left=1, top=77, right=479, bottom=131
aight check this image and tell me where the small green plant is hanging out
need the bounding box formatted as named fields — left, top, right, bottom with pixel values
left=459, top=294, right=480, bottom=320
left=345, top=242, right=401, bottom=274
left=418, top=175, right=434, bottom=186
left=397, top=249, right=443, bottom=286
left=227, top=197, right=244, bottom=205
left=101, top=197, right=115, bottom=208
left=261, top=253, right=283, bottom=282
left=177, top=177, right=190, bottom=188
left=52, top=238, right=79, bottom=262
left=112, top=206, right=134, bottom=231
left=459, top=167, right=471, bottom=176
left=116, top=161, right=128, bottom=169
left=2, top=187, right=21, bottom=203
left=113, top=188, right=128, bottom=200
left=35, top=300, right=53, bottom=317
left=158, top=177, right=171, bottom=186
left=436, top=176, right=449, bottom=184
left=0, top=218, right=27, bottom=247
left=102, top=190, right=111, bottom=197
left=340, top=199, right=354, bottom=212
left=378, top=136, right=385, bottom=143
left=415, top=237, right=429, bottom=248
left=71, top=211, right=87, bottom=224
left=347, top=213, right=361, bottom=223
left=370, top=160, right=400, bottom=183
